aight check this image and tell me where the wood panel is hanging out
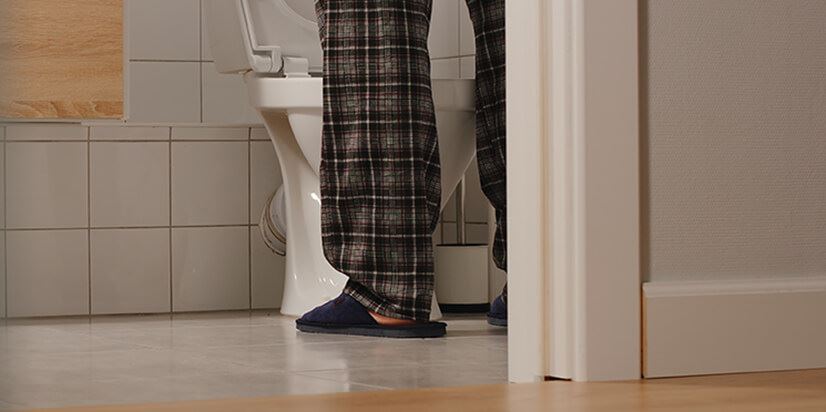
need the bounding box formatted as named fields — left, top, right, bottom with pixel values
left=23, top=369, right=826, bottom=412
left=0, top=0, right=123, bottom=119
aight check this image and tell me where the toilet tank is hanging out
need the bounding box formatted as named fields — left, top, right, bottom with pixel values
left=203, top=0, right=322, bottom=75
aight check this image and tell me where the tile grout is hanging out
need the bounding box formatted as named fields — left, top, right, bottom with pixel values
left=87, top=126, right=92, bottom=315
left=169, top=127, right=174, bottom=313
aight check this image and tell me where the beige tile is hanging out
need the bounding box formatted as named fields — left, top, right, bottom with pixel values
left=171, top=126, right=249, bottom=141
left=459, top=0, right=475, bottom=56
left=6, top=230, right=89, bottom=317
left=250, top=226, right=284, bottom=309
left=431, top=58, right=460, bottom=79
left=90, top=142, right=169, bottom=227
left=89, top=126, right=169, bottom=141
left=432, top=222, right=443, bottom=245
left=90, top=228, right=170, bottom=315
left=464, top=159, right=490, bottom=223
left=201, top=63, right=263, bottom=125
left=429, top=0, right=460, bottom=58
left=127, top=0, right=200, bottom=61
left=442, top=223, right=457, bottom=244
left=200, top=0, right=213, bottom=61
left=171, top=227, right=249, bottom=311
left=191, top=330, right=506, bottom=373
left=442, top=191, right=457, bottom=224
left=4, top=124, right=87, bottom=141
left=128, top=62, right=201, bottom=123
left=0, top=325, right=154, bottom=359
left=1, top=135, right=4, bottom=228
left=466, top=223, right=490, bottom=245
left=172, top=142, right=249, bottom=225
left=250, top=141, right=282, bottom=224
left=298, top=362, right=507, bottom=390
left=460, top=56, right=475, bottom=79
left=6, top=143, right=87, bottom=229
left=0, top=371, right=379, bottom=409
left=1, top=234, right=5, bottom=318
left=250, top=127, right=271, bottom=141
left=440, top=222, right=492, bottom=245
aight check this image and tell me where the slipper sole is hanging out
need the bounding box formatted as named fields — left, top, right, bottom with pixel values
left=296, top=320, right=447, bottom=338
left=487, top=316, right=508, bottom=327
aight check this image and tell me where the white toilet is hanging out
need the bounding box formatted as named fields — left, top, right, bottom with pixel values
left=204, top=0, right=477, bottom=319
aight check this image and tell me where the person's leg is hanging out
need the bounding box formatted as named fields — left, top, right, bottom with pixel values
left=314, top=0, right=441, bottom=323
left=466, top=0, right=506, bottom=274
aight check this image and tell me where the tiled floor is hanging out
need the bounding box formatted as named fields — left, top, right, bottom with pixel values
left=0, top=312, right=507, bottom=410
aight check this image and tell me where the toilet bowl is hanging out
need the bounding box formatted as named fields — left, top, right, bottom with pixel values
left=205, top=0, right=477, bottom=318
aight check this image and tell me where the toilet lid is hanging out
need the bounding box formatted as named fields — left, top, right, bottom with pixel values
left=246, top=0, right=322, bottom=73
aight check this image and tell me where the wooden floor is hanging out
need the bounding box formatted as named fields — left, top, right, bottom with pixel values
left=27, top=369, right=826, bottom=412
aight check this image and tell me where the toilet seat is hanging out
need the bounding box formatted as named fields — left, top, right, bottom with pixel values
left=204, top=0, right=322, bottom=77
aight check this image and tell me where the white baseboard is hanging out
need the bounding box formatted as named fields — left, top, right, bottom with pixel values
left=643, top=278, right=826, bottom=378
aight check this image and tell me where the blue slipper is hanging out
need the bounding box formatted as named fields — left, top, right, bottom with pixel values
left=486, top=293, right=507, bottom=327
left=295, top=293, right=447, bottom=338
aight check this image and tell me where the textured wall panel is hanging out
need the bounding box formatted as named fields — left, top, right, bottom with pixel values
left=644, top=0, right=826, bottom=281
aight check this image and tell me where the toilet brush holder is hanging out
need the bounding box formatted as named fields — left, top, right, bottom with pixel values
left=434, top=179, right=490, bottom=313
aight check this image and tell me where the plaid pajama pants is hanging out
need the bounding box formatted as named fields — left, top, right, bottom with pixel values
left=316, top=0, right=506, bottom=321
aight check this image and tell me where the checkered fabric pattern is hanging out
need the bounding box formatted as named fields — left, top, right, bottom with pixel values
left=315, top=0, right=506, bottom=320
left=466, top=0, right=507, bottom=274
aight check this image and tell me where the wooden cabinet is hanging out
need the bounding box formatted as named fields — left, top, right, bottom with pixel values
left=0, top=0, right=123, bottom=119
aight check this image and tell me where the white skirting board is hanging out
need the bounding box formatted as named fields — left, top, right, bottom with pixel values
left=643, top=278, right=826, bottom=378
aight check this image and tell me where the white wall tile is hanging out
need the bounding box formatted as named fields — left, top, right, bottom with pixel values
left=431, top=58, right=460, bottom=79
left=250, top=127, right=271, bottom=141
left=91, top=229, right=170, bottom=314
left=1, top=130, right=3, bottom=317
left=172, top=126, right=249, bottom=140
left=90, top=142, right=169, bottom=227
left=6, top=143, right=88, bottom=229
left=459, top=1, right=475, bottom=56
left=200, top=0, right=214, bottom=61
left=127, top=0, right=200, bottom=61
left=442, top=190, right=457, bottom=223
left=172, top=142, right=249, bottom=225
left=466, top=223, right=489, bottom=244
left=1, top=129, right=4, bottom=318
left=4, top=125, right=87, bottom=141
left=90, top=126, right=169, bottom=141
left=0, top=133, right=4, bottom=227
left=460, top=56, right=475, bottom=79
left=250, top=141, right=282, bottom=224
left=442, top=222, right=457, bottom=244
left=172, top=227, right=249, bottom=311
left=429, top=0, right=460, bottom=59
left=250, top=226, right=284, bottom=309
left=442, top=223, right=490, bottom=245
left=6, top=230, right=89, bottom=317
left=202, top=63, right=263, bottom=125
left=0, top=233, right=5, bottom=318
left=464, top=159, right=489, bottom=223
left=128, top=62, right=201, bottom=123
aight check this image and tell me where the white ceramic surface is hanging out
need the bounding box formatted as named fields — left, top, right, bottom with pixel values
left=171, top=141, right=248, bottom=225
left=90, top=228, right=171, bottom=314
left=245, top=75, right=476, bottom=318
left=90, top=142, right=169, bottom=227
left=204, top=0, right=477, bottom=318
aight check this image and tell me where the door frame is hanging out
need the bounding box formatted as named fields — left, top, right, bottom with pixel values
left=506, top=0, right=641, bottom=382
